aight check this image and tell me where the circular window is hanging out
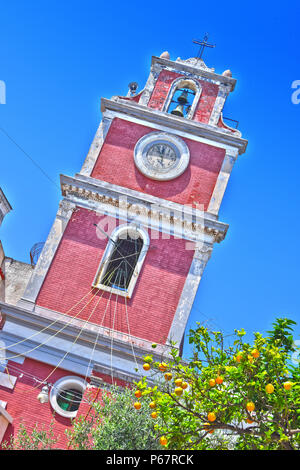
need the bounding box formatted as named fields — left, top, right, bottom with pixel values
left=50, top=376, right=87, bottom=418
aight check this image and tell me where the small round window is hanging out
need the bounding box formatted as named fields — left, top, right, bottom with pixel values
left=50, top=376, right=87, bottom=418
left=57, top=388, right=83, bottom=413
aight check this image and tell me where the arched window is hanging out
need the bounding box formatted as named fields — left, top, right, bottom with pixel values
left=163, top=78, right=202, bottom=120
left=93, top=224, right=149, bottom=298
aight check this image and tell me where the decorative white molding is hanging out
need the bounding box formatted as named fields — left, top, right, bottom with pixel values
left=60, top=173, right=228, bottom=244
left=0, top=300, right=171, bottom=369
left=151, top=56, right=237, bottom=91
left=101, top=98, right=247, bottom=154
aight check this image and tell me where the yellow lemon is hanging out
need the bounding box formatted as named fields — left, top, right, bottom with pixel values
left=283, top=381, right=293, bottom=391
left=207, top=412, right=216, bottom=422
left=246, top=401, right=255, bottom=412
left=251, top=349, right=260, bottom=358
left=174, top=378, right=183, bottom=387
left=265, top=383, right=274, bottom=394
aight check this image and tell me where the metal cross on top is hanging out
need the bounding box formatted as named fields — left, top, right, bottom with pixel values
left=193, top=34, right=215, bottom=60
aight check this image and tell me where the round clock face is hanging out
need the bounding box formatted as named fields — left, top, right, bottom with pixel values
left=134, top=132, right=190, bottom=181
left=146, top=143, right=177, bottom=170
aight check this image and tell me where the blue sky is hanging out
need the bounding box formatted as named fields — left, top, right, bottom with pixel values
left=0, top=0, right=299, bottom=357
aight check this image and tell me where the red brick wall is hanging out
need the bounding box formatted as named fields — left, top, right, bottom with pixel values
left=91, top=118, right=225, bottom=210
left=0, top=359, right=128, bottom=449
left=0, top=358, right=79, bottom=448
left=36, top=208, right=195, bottom=345
left=147, top=69, right=219, bottom=124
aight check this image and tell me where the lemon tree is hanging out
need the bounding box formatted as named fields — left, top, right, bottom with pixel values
left=134, top=318, right=300, bottom=450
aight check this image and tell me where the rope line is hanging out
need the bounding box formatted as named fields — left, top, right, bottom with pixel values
left=0, top=288, right=100, bottom=362
left=0, top=287, right=97, bottom=354
left=19, top=264, right=123, bottom=394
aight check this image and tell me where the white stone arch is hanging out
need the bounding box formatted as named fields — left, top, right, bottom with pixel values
left=93, top=223, right=150, bottom=298
left=162, top=77, right=202, bottom=119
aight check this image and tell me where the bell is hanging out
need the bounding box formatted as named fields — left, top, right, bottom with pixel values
left=171, top=104, right=185, bottom=117
left=177, top=89, right=189, bottom=104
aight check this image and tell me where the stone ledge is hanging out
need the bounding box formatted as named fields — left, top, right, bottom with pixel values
left=101, top=98, right=247, bottom=154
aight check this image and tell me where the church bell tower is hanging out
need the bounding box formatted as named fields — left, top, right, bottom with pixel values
left=0, top=48, right=247, bottom=447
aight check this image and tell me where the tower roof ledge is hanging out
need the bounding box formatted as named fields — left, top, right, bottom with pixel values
left=151, top=55, right=237, bottom=92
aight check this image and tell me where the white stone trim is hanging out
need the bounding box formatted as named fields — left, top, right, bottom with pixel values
left=0, top=188, right=12, bottom=227
left=93, top=223, right=150, bottom=298
left=207, top=147, right=239, bottom=216
left=60, top=173, right=228, bottom=244
left=0, top=301, right=170, bottom=366
left=209, top=83, right=230, bottom=126
left=49, top=376, right=87, bottom=419
left=80, top=116, right=113, bottom=177
left=151, top=56, right=237, bottom=91
left=0, top=370, right=17, bottom=389
left=18, top=199, right=76, bottom=308
left=100, top=99, right=247, bottom=154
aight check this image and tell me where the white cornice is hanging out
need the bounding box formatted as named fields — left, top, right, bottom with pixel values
left=101, top=98, right=248, bottom=155
left=151, top=56, right=237, bottom=91
left=60, top=173, right=229, bottom=244
left=0, top=300, right=172, bottom=363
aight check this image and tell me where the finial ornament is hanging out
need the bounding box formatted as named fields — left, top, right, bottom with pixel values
left=160, top=51, right=170, bottom=59
left=222, top=69, right=232, bottom=77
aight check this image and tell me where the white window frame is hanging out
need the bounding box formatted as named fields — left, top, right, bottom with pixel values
left=93, top=224, right=150, bottom=299
left=50, top=376, right=87, bottom=419
left=162, top=78, right=202, bottom=120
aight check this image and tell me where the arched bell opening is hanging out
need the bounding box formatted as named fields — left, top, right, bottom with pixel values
left=163, top=78, right=202, bottom=120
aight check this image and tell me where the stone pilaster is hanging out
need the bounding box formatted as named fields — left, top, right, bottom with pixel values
left=18, top=199, right=76, bottom=309
left=167, top=242, right=213, bottom=347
